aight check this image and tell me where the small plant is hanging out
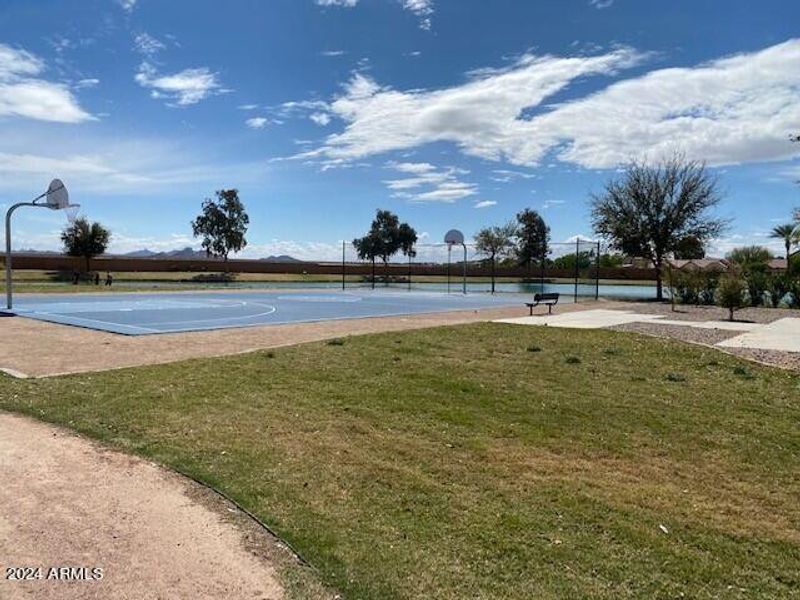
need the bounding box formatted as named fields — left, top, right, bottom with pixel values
left=565, top=356, right=581, bottom=364
left=265, top=351, right=276, bottom=359
left=733, top=366, right=755, bottom=379
left=665, top=373, right=687, bottom=382
left=327, top=338, right=346, bottom=346
left=717, top=272, right=747, bottom=321
left=603, top=347, right=621, bottom=356
left=527, top=345, right=542, bottom=353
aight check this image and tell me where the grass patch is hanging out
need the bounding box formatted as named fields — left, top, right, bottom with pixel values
left=1, top=324, right=799, bottom=599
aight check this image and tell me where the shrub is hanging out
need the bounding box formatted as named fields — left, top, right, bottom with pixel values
left=717, top=272, right=747, bottom=321
left=766, top=274, right=791, bottom=308
left=565, top=356, right=582, bottom=364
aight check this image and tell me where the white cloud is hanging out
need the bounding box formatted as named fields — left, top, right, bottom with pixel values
left=402, top=0, right=434, bottom=30
left=246, top=117, right=269, bottom=129
left=589, top=0, right=614, bottom=8
left=135, top=62, right=226, bottom=106
left=383, top=161, right=476, bottom=203
left=316, top=0, right=358, bottom=6
left=134, top=32, right=166, bottom=57
left=238, top=103, right=259, bottom=110
left=312, top=47, right=643, bottom=166
left=0, top=43, right=93, bottom=123
left=321, top=50, right=346, bottom=57
left=542, top=199, right=565, bottom=210
left=76, top=78, right=100, bottom=89
left=310, top=40, right=800, bottom=171
left=310, top=112, right=331, bottom=126
left=116, top=0, right=137, bottom=12
left=474, top=200, right=497, bottom=208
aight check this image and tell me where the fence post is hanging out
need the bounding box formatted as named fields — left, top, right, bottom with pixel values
left=408, top=252, right=412, bottom=291
left=595, top=241, right=600, bottom=301
left=573, top=237, right=579, bottom=303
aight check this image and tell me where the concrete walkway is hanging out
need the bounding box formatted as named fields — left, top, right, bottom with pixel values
left=496, top=309, right=800, bottom=352
left=496, top=309, right=757, bottom=331
left=718, top=318, right=800, bottom=352
left=0, top=412, right=288, bottom=600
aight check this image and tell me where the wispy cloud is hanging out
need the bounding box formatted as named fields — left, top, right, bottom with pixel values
left=316, top=0, right=358, bottom=6
left=384, top=161, right=477, bottom=203
left=589, top=0, right=614, bottom=8
left=401, top=0, right=434, bottom=30
left=133, top=32, right=166, bottom=57
left=474, top=200, right=497, bottom=209
left=0, top=43, right=93, bottom=123
left=246, top=117, right=269, bottom=129
left=321, top=50, right=346, bottom=57
left=116, top=0, right=137, bottom=13
left=135, top=62, right=226, bottom=106
left=310, top=112, right=331, bottom=126
left=309, top=40, right=800, bottom=170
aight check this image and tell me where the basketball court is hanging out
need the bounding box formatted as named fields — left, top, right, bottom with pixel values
left=2, top=290, right=532, bottom=335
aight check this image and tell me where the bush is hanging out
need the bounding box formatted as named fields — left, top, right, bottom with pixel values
left=671, top=268, right=720, bottom=306
left=717, top=272, right=747, bottom=321
left=766, top=274, right=791, bottom=308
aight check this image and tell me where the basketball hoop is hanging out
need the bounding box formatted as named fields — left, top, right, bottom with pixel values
left=5, top=178, right=79, bottom=310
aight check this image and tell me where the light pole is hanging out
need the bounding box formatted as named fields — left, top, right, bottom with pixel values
left=5, top=179, right=77, bottom=310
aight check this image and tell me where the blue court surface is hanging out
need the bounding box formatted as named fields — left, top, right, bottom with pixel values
left=4, top=290, right=532, bottom=336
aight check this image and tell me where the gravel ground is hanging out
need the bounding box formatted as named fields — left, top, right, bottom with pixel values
left=609, top=322, right=742, bottom=346
left=611, top=301, right=795, bottom=324
left=609, top=319, right=800, bottom=372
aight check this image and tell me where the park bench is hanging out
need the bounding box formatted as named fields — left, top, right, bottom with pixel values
left=526, top=292, right=560, bottom=315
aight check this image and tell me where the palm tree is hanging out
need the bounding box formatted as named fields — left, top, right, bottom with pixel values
left=770, top=224, right=799, bottom=272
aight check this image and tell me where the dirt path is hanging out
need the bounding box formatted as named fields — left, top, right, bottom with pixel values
left=0, top=412, right=294, bottom=600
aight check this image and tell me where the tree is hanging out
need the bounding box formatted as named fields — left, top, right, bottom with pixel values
left=673, top=235, right=706, bottom=260
left=61, top=217, right=111, bottom=272
left=352, top=210, right=417, bottom=285
left=717, top=271, right=747, bottom=321
left=590, top=155, right=727, bottom=300
left=769, top=224, right=799, bottom=272
left=726, top=246, right=772, bottom=307
left=515, top=209, right=550, bottom=271
left=726, top=245, right=772, bottom=272
left=474, top=222, right=517, bottom=294
left=191, top=190, right=249, bottom=265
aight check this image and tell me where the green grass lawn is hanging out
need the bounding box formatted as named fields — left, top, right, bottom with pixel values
left=1, top=324, right=798, bottom=599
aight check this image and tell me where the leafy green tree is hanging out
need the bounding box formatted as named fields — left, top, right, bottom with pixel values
left=770, top=224, right=799, bottom=272
left=475, top=222, right=517, bottom=293
left=599, top=253, right=625, bottom=268
left=352, top=210, right=417, bottom=285
left=717, top=271, right=747, bottom=321
left=673, top=235, right=706, bottom=260
left=61, top=217, right=111, bottom=272
left=515, top=209, right=550, bottom=271
left=552, top=251, right=593, bottom=270
left=191, top=189, right=249, bottom=265
left=726, top=246, right=773, bottom=306
left=590, top=155, right=727, bottom=300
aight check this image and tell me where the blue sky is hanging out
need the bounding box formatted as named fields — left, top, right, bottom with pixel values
left=0, top=0, right=798, bottom=260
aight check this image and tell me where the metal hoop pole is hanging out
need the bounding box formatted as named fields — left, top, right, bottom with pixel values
left=462, top=243, right=467, bottom=295
left=5, top=202, right=37, bottom=310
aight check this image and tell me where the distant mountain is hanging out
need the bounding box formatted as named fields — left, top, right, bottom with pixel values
left=122, top=247, right=210, bottom=259
left=261, top=254, right=301, bottom=263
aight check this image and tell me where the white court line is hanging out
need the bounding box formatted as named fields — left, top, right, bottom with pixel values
left=26, top=311, right=160, bottom=334
left=136, top=302, right=278, bottom=328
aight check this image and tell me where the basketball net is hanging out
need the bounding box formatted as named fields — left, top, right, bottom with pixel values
left=65, top=204, right=80, bottom=224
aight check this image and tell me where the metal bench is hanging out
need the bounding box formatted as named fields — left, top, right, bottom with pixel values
left=526, top=292, right=560, bottom=315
